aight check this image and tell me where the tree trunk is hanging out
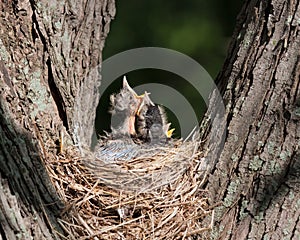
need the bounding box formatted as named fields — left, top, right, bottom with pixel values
left=0, top=0, right=115, bottom=238
left=203, top=0, right=300, bottom=239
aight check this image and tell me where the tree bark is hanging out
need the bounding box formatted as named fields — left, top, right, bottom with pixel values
left=0, top=0, right=115, bottom=238
left=203, top=0, right=300, bottom=239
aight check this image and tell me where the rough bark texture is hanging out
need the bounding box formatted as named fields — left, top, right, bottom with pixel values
left=0, top=0, right=115, bottom=238
left=203, top=0, right=300, bottom=239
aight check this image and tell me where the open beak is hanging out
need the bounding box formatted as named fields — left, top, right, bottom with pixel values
left=123, top=76, right=144, bottom=113
left=166, top=128, right=175, bottom=138
left=123, top=76, right=145, bottom=134
left=163, top=123, right=175, bottom=138
left=136, top=91, right=154, bottom=116
left=123, top=76, right=139, bottom=97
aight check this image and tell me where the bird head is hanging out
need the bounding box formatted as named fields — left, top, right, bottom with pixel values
left=111, top=77, right=143, bottom=113
left=136, top=95, right=175, bottom=143
left=110, top=76, right=144, bottom=136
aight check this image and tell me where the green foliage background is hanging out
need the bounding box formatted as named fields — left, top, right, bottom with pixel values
left=96, top=0, right=242, bottom=138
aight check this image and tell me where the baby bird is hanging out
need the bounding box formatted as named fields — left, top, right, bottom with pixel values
left=93, top=76, right=144, bottom=163
left=109, top=76, right=144, bottom=139
left=93, top=77, right=174, bottom=164
left=136, top=92, right=174, bottom=144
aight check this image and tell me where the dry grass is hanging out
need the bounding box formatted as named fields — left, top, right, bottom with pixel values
left=45, top=138, right=214, bottom=239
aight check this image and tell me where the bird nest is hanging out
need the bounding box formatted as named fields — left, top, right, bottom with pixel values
left=46, top=138, right=214, bottom=239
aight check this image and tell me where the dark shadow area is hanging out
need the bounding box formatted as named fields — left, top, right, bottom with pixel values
left=97, top=0, right=242, bottom=138
left=104, top=0, right=242, bottom=78
left=0, top=96, right=64, bottom=234
left=255, top=151, right=300, bottom=215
